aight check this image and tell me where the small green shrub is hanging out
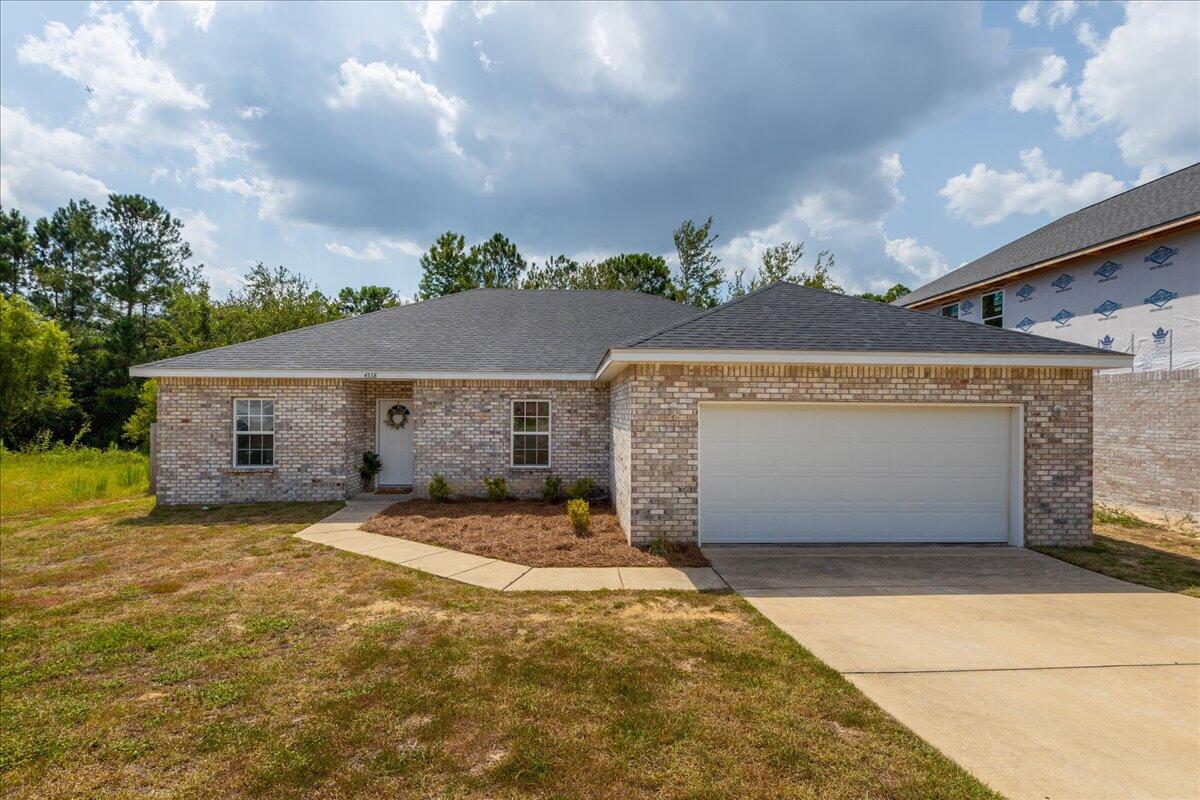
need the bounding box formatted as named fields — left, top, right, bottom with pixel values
left=359, top=451, right=383, bottom=484
left=542, top=474, right=563, bottom=504
left=428, top=474, right=452, bottom=502
left=565, top=477, right=595, bottom=501
left=483, top=475, right=509, bottom=501
left=647, top=535, right=678, bottom=558
left=566, top=499, right=590, bottom=535
left=1093, top=504, right=1151, bottom=528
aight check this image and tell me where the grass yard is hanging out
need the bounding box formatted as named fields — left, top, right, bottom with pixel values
left=0, top=467, right=997, bottom=798
left=0, top=448, right=149, bottom=516
left=1035, top=505, right=1200, bottom=598
left=362, top=498, right=709, bottom=567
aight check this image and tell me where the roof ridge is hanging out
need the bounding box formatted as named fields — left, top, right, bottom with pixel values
left=618, top=282, right=779, bottom=348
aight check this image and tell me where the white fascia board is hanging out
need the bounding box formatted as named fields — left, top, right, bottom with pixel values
left=594, top=348, right=1133, bottom=379
left=129, top=367, right=597, bottom=381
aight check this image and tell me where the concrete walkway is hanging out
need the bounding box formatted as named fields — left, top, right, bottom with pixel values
left=706, top=545, right=1200, bottom=800
left=295, top=496, right=726, bottom=592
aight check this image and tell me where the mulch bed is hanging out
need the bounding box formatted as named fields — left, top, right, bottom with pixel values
left=361, top=499, right=709, bottom=568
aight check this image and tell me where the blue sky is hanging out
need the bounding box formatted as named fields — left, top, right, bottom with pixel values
left=1, top=1, right=1197, bottom=299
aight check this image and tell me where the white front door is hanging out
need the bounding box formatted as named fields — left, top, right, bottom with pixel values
left=699, top=403, right=1016, bottom=544
left=376, top=399, right=414, bottom=486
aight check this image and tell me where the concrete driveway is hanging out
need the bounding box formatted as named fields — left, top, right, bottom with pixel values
left=705, top=545, right=1200, bottom=800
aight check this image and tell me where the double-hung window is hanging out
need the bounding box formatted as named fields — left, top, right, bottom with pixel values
left=941, top=303, right=959, bottom=319
left=982, top=291, right=1004, bottom=327
left=511, top=400, right=550, bottom=467
left=234, top=399, right=274, bottom=467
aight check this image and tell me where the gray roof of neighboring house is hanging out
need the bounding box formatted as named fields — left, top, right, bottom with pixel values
left=621, top=282, right=1118, bottom=356
left=896, top=162, right=1200, bottom=308
left=134, top=289, right=702, bottom=375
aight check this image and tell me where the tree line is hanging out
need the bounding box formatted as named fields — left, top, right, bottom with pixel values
left=414, top=215, right=909, bottom=308
left=1, top=195, right=907, bottom=449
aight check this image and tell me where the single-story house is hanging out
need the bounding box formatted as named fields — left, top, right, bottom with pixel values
left=132, top=283, right=1130, bottom=547
left=896, top=162, right=1199, bottom=513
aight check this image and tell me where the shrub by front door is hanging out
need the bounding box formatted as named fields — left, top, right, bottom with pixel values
left=376, top=398, right=414, bottom=486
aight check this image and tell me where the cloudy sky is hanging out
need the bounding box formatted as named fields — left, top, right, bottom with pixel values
left=1, top=1, right=1197, bottom=299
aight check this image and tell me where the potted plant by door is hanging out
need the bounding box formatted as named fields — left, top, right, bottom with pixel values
left=360, top=450, right=383, bottom=490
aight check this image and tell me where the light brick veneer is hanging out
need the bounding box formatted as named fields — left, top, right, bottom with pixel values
left=610, top=364, right=1094, bottom=547
left=156, top=377, right=610, bottom=504
left=411, top=380, right=610, bottom=498
left=1094, top=368, right=1199, bottom=513
left=156, top=377, right=366, bottom=504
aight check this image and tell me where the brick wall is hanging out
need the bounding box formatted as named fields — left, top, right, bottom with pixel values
left=410, top=380, right=610, bottom=498
left=156, top=377, right=363, bottom=505
left=156, top=378, right=608, bottom=505
left=609, top=371, right=633, bottom=532
left=614, top=364, right=1094, bottom=547
left=1094, top=368, right=1199, bottom=513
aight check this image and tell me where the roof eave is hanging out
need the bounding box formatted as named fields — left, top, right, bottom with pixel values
left=900, top=213, right=1200, bottom=309
left=129, top=367, right=598, bottom=381
left=594, top=348, right=1131, bottom=381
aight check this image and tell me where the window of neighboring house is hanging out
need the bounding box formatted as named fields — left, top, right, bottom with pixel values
left=982, top=291, right=1003, bottom=327
left=511, top=400, right=550, bottom=467
left=941, top=303, right=959, bottom=319
left=234, top=399, right=275, bottom=467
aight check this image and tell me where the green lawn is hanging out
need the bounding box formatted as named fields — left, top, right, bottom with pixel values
left=1035, top=506, right=1200, bottom=598
left=0, top=459, right=997, bottom=799
left=0, top=448, right=149, bottom=516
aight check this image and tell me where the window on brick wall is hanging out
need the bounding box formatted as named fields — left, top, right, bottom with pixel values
left=511, top=400, right=550, bottom=467
left=234, top=399, right=275, bottom=467
left=982, top=290, right=1003, bottom=327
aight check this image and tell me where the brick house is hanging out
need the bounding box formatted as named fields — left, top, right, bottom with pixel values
left=133, top=283, right=1129, bottom=547
left=897, top=163, right=1199, bottom=513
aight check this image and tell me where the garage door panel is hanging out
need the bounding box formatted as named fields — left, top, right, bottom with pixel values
left=699, top=404, right=1013, bottom=544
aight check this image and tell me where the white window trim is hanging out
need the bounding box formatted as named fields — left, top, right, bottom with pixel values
left=232, top=397, right=276, bottom=469
left=941, top=302, right=959, bottom=319
left=982, top=290, right=1004, bottom=327
left=510, top=398, right=551, bottom=469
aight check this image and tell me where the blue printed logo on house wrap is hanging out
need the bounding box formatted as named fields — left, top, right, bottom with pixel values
left=1144, top=289, right=1177, bottom=308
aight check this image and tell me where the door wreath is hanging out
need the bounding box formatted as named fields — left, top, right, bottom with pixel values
left=385, top=403, right=410, bottom=429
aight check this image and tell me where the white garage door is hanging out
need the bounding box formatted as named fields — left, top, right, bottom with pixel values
left=699, top=404, right=1015, bottom=544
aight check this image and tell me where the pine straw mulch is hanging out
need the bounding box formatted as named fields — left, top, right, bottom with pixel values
left=361, top=498, right=709, bottom=568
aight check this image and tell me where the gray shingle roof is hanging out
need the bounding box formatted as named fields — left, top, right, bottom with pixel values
left=622, top=282, right=1119, bottom=356
left=897, top=162, right=1200, bottom=308
left=135, top=289, right=702, bottom=375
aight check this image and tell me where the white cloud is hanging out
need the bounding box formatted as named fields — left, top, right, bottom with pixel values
left=1010, top=2, right=1199, bottom=181
left=474, top=41, right=497, bottom=72
left=237, top=105, right=266, bottom=120
left=327, top=58, right=466, bottom=156
left=325, top=238, right=424, bottom=261
left=14, top=2, right=245, bottom=182
left=1016, top=1, right=1084, bottom=28
left=1076, top=1, right=1200, bottom=181
left=883, top=237, right=949, bottom=282
left=719, top=153, right=944, bottom=291
left=176, top=208, right=219, bottom=261
left=197, top=174, right=293, bottom=221
left=940, top=147, right=1125, bottom=226
left=0, top=106, right=111, bottom=215
left=1075, top=20, right=1101, bottom=53
left=1010, top=54, right=1091, bottom=138
left=131, top=0, right=218, bottom=46
left=411, top=1, right=452, bottom=61
left=18, top=6, right=208, bottom=119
